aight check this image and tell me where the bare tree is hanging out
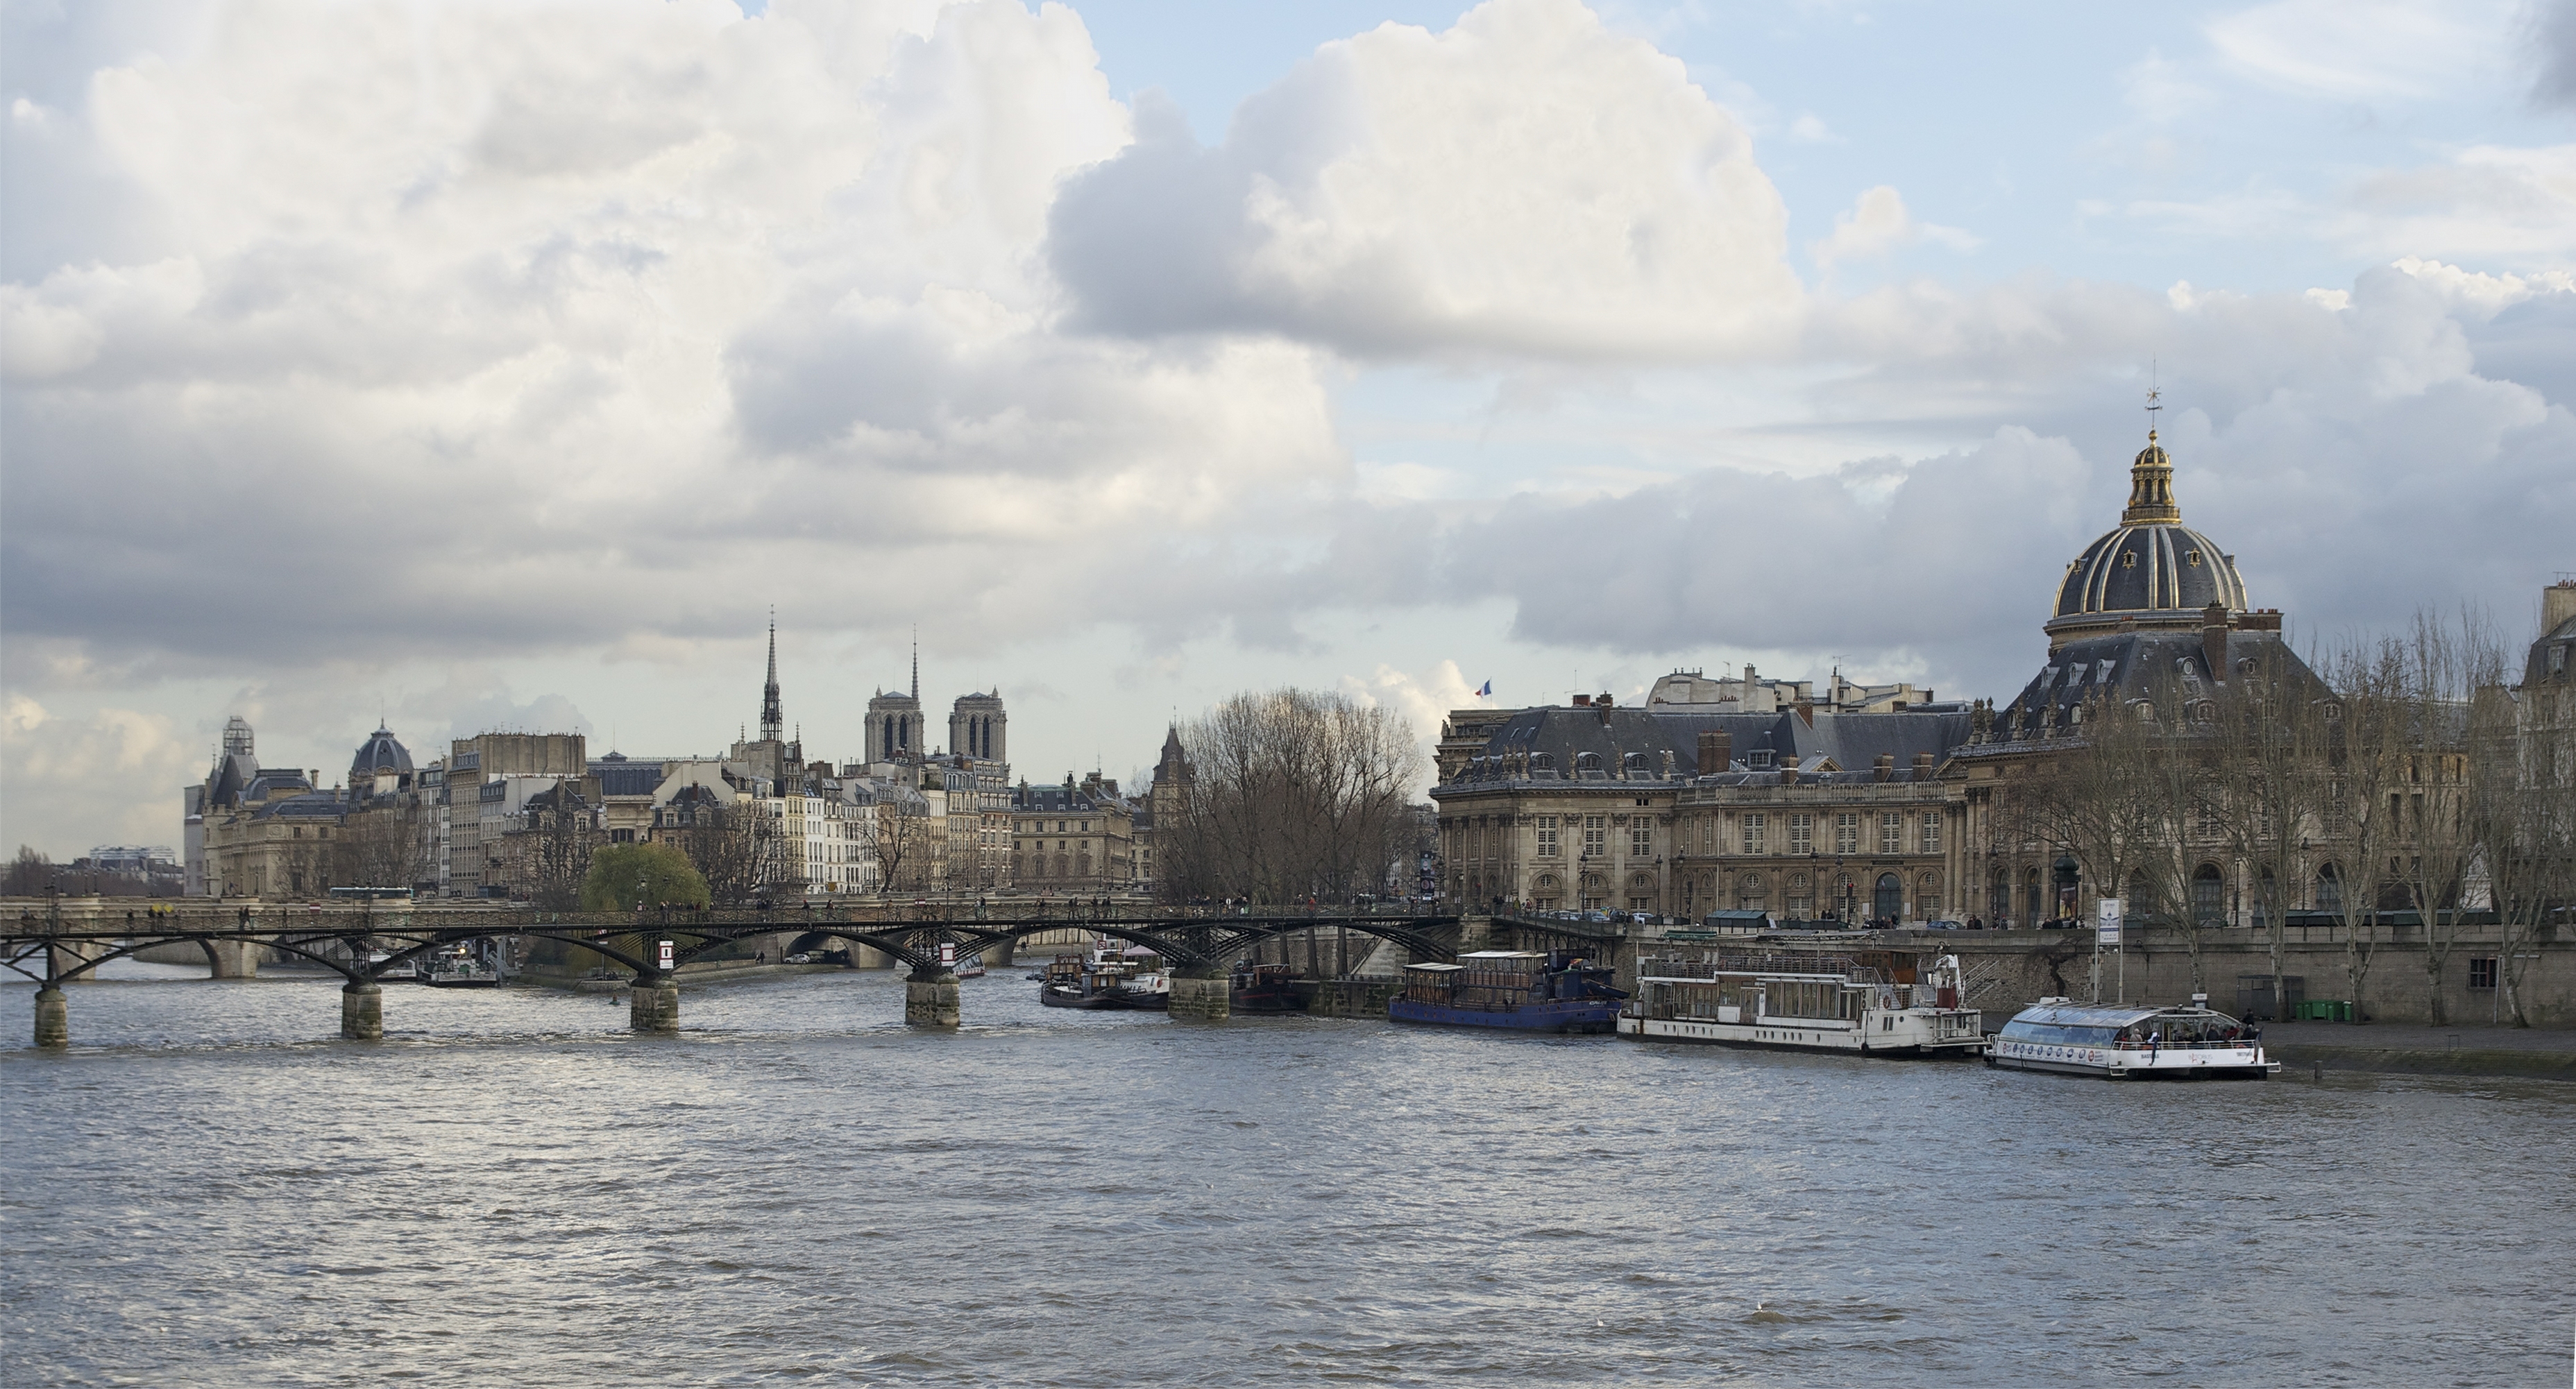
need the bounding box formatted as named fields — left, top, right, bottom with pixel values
left=2316, top=633, right=2411, bottom=1019
left=2384, top=610, right=2502, bottom=1025
left=2475, top=666, right=2574, bottom=1025
left=4, top=846, right=58, bottom=896
left=673, top=801, right=790, bottom=905
left=866, top=792, right=936, bottom=895
left=337, top=803, right=432, bottom=891
left=1158, top=688, right=1423, bottom=903
left=2210, top=643, right=2337, bottom=1021
left=2021, top=689, right=2164, bottom=1000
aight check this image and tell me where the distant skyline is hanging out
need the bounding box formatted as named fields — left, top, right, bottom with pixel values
left=5, top=0, right=2573, bottom=855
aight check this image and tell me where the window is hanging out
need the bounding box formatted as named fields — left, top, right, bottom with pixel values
left=1631, top=824, right=1652, bottom=857
left=1738, top=872, right=1766, bottom=907
left=1880, top=812, right=1903, bottom=855
left=1919, top=812, right=1941, bottom=853
left=1536, top=816, right=1559, bottom=858
left=1918, top=872, right=1941, bottom=917
left=1873, top=873, right=1901, bottom=920
left=2192, top=864, right=2225, bottom=924
left=2315, top=863, right=2342, bottom=914
left=1741, top=812, right=1766, bottom=855
left=1787, top=874, right=1812, bottom=917
left=1835, top=812, right=1859, bottom=855
left=1576, top=752, right=1604, bottom=775
left=1789, top=813, right=1813, bottom=853
left=1583, top=816, right=1606, bottom=856
left=2468, top=957, right=2498, bottom=989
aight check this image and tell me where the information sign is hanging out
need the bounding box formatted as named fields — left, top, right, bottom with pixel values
left=2095, top=898, right=2122, bottom=946
left=938, top=941, right=958, bottom=967
left=657, top=939, right=675, bottom=970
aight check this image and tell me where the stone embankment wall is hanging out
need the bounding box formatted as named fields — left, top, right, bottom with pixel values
left=1917, top=927, right=2570, bottom=1028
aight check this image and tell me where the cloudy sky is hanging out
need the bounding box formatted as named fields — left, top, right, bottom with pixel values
left=5, top=0, right=2572, bottom=857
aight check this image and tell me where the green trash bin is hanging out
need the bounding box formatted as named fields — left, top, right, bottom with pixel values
left=2296, top=999, right=2355, bottom=1021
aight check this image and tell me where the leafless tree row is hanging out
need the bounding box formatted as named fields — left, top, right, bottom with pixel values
left=1156, top=688, right=1425, bottom=904
left=2020, top=608, right=2573, bottom=1024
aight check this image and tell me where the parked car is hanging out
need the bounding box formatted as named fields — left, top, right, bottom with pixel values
left=785, top=953, right=812, bottom=964
left=1922, top=920, right=1963, bottom=931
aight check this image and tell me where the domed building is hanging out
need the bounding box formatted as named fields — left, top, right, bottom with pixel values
left=351, top=725, right=414, bottom=792
left=2044, top=432, right=2250, bottom=649
left=1982, top=426, right=2300, bottom=746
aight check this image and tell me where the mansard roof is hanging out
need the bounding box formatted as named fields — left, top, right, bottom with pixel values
left=1979, top=625, right=2326, bottom=745
left=1434, top=704, right=1972, bottom=794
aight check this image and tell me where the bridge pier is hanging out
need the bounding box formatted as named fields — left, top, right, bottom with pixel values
left=205, top=939, right=262, bottom=979
left=905, top=968, right=960, bottom=1028
left=1167, top=969, right=1229, bottom=1022
left=33, top=985, right=69, bottom=1048
left=631, top=973, right=681, bottom=1033
left=340, top=980, right=384, bottom=1040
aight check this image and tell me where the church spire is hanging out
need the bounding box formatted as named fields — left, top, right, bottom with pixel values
left=910, top=626, right=919, bottom=702
left=760, top=611, right=784, bottom=742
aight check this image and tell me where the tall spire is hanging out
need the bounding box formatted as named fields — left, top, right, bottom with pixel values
left=760, top=610, right=784, bottom=742
left=910, top=626, right=919, bottom=702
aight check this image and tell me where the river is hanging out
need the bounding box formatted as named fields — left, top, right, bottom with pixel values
left=5, top=962, right=2570, bottom=1386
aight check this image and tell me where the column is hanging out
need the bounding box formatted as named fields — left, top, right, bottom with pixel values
left=205, top=938, right=262, bottom=978
left=341, top=980, right=383, bottom=1041
left=1168, top=967, right=1230, bottom=1022
left=33, top=985, right=68, bottom=1048
left=631, top=971, right=681, bottom=1033
left=905, top=966, right=960, bottom=1028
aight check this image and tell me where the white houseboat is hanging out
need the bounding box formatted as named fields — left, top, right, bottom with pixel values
left=1987, top=998, right=2280, bottom=1080
left=1618, top=948, right=1984, bottom=1056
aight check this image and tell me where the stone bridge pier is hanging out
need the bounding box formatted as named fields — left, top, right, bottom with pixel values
left=33, top=985, right=69, bottom=1047
left=1167, top=965, right=1228, bottom=1021
left=341, top=981, right=383, bottom=1041
left=632, top=971, right=681, bottom=1034
left=906, top=966, right=960, bottom=1028
left=205, top=939, right=262, bottom=978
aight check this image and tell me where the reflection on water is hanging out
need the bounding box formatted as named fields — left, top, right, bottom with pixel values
left=5, top=966, right=2571, bottom=1386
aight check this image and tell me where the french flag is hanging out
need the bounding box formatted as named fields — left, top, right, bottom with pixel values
left=1475, top=680, right=1493, bottom=698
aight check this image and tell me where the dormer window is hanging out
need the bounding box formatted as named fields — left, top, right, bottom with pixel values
left=1747, top=749, right=1774, bottom=769
left=2121, top=550, right=2138, bottom=568
left=1529, top=753, right=1555, bottom=774
left=2185, top=549, right=2202, bottom=566
left=1575, top=752, right=1604, bottom=775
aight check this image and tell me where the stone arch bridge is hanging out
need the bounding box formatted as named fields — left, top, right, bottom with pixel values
left=3, top=898, right=1621, bottom=1044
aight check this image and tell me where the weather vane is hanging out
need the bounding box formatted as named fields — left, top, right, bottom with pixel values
left=2145, top=357, right=2162, bottom=433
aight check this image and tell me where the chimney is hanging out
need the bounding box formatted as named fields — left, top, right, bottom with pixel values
left=1913, top=751, right=1935, bottom=777
left=1573, top=694, right=1591, bottom=707
left=2543, top=580, right=2576, bottom=635
left=2202, top=602, right=2230, bottom=681
left=1697, top=730, right=1731, bottom=775
left=1793, top=701, right=1813, bottom=726
left=1779, top=757, right=1797, bottom=786
left=1874, top=753, right=1895, bottom=782
left=1598, top=692, right=1614, bottom=725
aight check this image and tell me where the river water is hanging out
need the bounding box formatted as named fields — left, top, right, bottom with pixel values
left=5, top=962, right=2570, bottom=1387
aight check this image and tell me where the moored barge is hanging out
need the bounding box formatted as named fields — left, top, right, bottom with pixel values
left=1038, top=946, right=1170, bottom=1011
left=1618, top=948, right=1983, bottom=1056
left=1390, top=951, right=1625, bottom=1034
left=1229, top=962, right=1308, bottom=1014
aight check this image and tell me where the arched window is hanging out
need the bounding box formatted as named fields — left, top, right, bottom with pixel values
left=2316, top=863, right=2342, bottom=913
left=2192, top=864, right=2225, bottom=924
left=2022, top=867, right=2042, bottom=924
left=1529, top=753, right=1555, bottom=774
left=1575, top=752, right=1604, bottom=775
left=1535, top=874, right=1559, bottom=890
left=1873, top=873, right=1902, bottom=921
left=1917, top=871, right=1941, bottom=918
left=1625, top=752, right=1652, bottom=775
left=2126, top=869, right=2160, bottom=918
left=1738, top=872, right=1767, bottom=908
left=1629, top=873, right=1654, bottom=891
left=1788, top=872, right=1812, bottom=917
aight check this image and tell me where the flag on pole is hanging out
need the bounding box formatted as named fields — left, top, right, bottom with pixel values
left=1475, top=680, right=1493, bottom=697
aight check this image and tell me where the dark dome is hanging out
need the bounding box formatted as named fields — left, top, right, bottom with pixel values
left=2051, top=522, right=2246, bottom=622
left=351, top=726, right=413, bottom=778
left=2044, top=429, right=2249, bottom=644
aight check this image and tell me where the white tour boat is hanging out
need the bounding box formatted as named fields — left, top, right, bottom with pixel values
left=1987, top=998, right=2280, bottom=1080
left=1619, top=948, right=1984, bottom=1056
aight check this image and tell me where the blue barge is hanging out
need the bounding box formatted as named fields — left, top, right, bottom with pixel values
left=1389, top=951, right=1626, bottom=1034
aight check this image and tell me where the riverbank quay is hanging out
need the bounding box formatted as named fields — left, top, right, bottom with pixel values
left=2262, top=1022, right=2576, bottom=1082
